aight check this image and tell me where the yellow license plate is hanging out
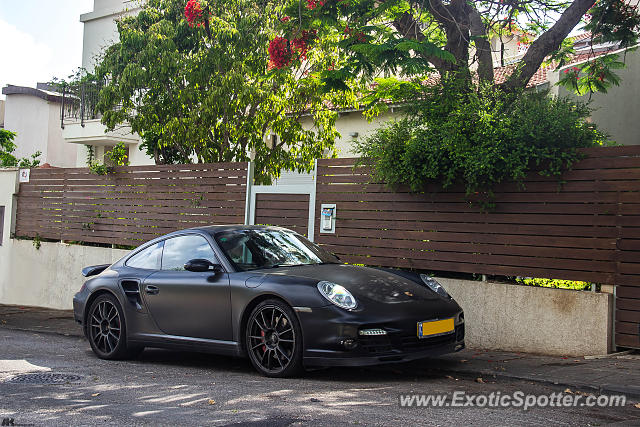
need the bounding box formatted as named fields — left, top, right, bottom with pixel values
left=417, top=318, right=455, bottom=338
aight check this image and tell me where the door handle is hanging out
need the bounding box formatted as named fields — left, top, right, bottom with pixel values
left=145, top=285, right=159, bottom=295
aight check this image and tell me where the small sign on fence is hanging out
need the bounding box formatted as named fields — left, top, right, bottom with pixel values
left=18, top=169, right=30, bottom=183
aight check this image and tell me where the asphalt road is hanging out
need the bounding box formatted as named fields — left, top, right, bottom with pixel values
left=0, top=328, right=639, bottom=426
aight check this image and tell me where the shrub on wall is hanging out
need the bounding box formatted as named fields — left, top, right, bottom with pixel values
left=355, top=85, right=610, bottom=196
left=0, top=129, right=41, bottom=168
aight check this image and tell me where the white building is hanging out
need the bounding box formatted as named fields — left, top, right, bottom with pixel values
left=1, top=84, right=77, bottom=167
left=61, top=0, right=145, bottom=167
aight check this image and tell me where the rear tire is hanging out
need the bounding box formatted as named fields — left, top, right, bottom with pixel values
left=245, top=299, right=303, bottom=377
left=85, top=293, right=142, bottom=360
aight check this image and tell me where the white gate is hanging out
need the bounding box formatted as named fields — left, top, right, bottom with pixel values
left=245, top=162, right=317, bottom=241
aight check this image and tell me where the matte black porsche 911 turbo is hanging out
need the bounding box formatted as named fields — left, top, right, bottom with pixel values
left=73, top=225, right=465, bottom=377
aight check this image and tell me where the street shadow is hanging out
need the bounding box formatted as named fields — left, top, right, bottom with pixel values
left=107, top=347, right=461, bottom=383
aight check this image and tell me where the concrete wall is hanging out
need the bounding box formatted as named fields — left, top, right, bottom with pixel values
left=438, top=277, right=613, bottom=356
left=0, top=240, right=128, bottom=310
left=550, top=47, right=640, bottom=146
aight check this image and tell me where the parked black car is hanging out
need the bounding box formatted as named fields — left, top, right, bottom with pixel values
left=73, top=225, right=465, bottom=377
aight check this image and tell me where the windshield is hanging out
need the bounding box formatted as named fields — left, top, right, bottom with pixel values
left=214, top=229, right=339, bottom=272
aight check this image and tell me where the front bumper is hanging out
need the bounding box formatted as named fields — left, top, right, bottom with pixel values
left=304, top=340, right=465, bottom=367
left=73, top=291, right=87, bottom=330
left=298, top=305, right=465, bottom=367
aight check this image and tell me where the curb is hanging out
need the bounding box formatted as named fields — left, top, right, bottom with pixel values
left=433, top=367, right=640, bottom=400
left=0, top=325, right=84, bottom=339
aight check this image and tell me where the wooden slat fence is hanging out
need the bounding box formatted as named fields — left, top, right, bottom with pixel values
left=315, top=146, right=640, bottom=349
left=15, top=162, right=248, bottom=246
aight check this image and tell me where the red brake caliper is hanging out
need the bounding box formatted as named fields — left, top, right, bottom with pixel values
left=261, top=330, right=266, bottom=353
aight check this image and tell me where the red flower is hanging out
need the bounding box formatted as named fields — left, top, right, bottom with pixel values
left=280, top=16, right=291, bottom=22
left=292, top=30, right=316, bottom=59
left=185, top=0, right=204, bottom=27
left=306, top=0, right=325, bottom=10
left=268, top=37, right=292, bottom=69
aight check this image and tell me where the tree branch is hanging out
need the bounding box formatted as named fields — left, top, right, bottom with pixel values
left=392, top=11, right=444, bottom=70
left=502, top=0, right=595, bottom=90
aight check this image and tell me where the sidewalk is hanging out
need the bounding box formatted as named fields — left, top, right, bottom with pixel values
left=2, top=304, right=639, bottom=398
left=431, top=349, right=640, bottom=399
left=0, top=304, right=81, bottom=337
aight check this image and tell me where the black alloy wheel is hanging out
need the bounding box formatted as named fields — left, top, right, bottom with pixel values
left=86, top=293, right=142, bottom=360
left=246, top=299, right=303, bottom=377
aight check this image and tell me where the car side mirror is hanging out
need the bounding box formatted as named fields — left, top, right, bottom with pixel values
left=184, top=259, right=222, bottom=273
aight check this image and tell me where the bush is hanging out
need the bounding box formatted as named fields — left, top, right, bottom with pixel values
left=355, top=85, right=610, bottom=196
left=0, top=129, right=41, bottom=168
left=516, top=277, right=593, bottom=291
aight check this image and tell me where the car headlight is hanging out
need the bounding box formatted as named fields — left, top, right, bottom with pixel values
left=317, top=281, right=357, bottom=309
left=420, top=274, right=450, bottom=298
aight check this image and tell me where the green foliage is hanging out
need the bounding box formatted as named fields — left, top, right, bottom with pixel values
left=85, top=142, right=130, bottom=175
left=33, top=234, right=41, bottom=250
left=0, top=129, right=41, bottom=168
left=86, top=145, right=107, bottom=175
left=584, top=0, right=640, bottom=48
left=355, top=83, right=609, bottom=196
left=85, top=144, right=129, bottom=175
left=89, top=163, right=109, bottom=176
left=96, top=0, right=345, bottom=183
left=277, top=0, right=640, bottom=97
left=0, top=130, right=18, bottom=167
left=17, top=152, right=42, bottom=168
left=557, top=53, right=627, bottom=96
left=107, top=142, right=130, bottom=167
left=516, top=277, right=593, bottom=291
left=278, top=0, right=451, bottom=93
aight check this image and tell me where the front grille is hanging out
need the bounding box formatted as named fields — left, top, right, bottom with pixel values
left=357, top=325, right=463, bottom=355
left=359, top=335, right=393, bottom=354
left=399, top=331, right=456, bottom=352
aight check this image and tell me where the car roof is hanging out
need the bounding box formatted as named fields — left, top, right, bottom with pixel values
left=180, top=224, right=287, bottom=236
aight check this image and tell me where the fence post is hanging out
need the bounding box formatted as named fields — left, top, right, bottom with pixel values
left=308, top=159, right=318, bottom=242
left=0, top=168, right=19, bottom=243
left=244, top=161, right=255, bottom=225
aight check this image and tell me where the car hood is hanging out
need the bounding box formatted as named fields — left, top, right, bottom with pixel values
left=265, top=264, right=449, bottom=306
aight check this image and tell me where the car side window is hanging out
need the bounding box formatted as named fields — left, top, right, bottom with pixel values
left=162, top=234, right=218, bottom=271
left=218, top=234, right=254, bottom=267
left=125, top=242, right=163, bottom=270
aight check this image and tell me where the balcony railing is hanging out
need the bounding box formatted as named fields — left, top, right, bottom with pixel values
left=60, top=80, right=104, bottom=128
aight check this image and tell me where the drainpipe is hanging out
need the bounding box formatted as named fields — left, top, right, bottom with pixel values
left=60, top=86, right=66, bottom=129
left=80, top=83, right=86, bottom=128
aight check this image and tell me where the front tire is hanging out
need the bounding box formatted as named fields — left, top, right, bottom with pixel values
left=86, top=293, right=142, bottom=360
left=246, top=299, right=303, bottom=377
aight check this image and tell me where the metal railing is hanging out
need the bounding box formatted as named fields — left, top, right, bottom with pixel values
left=60, top=80, right=104, bottom=128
